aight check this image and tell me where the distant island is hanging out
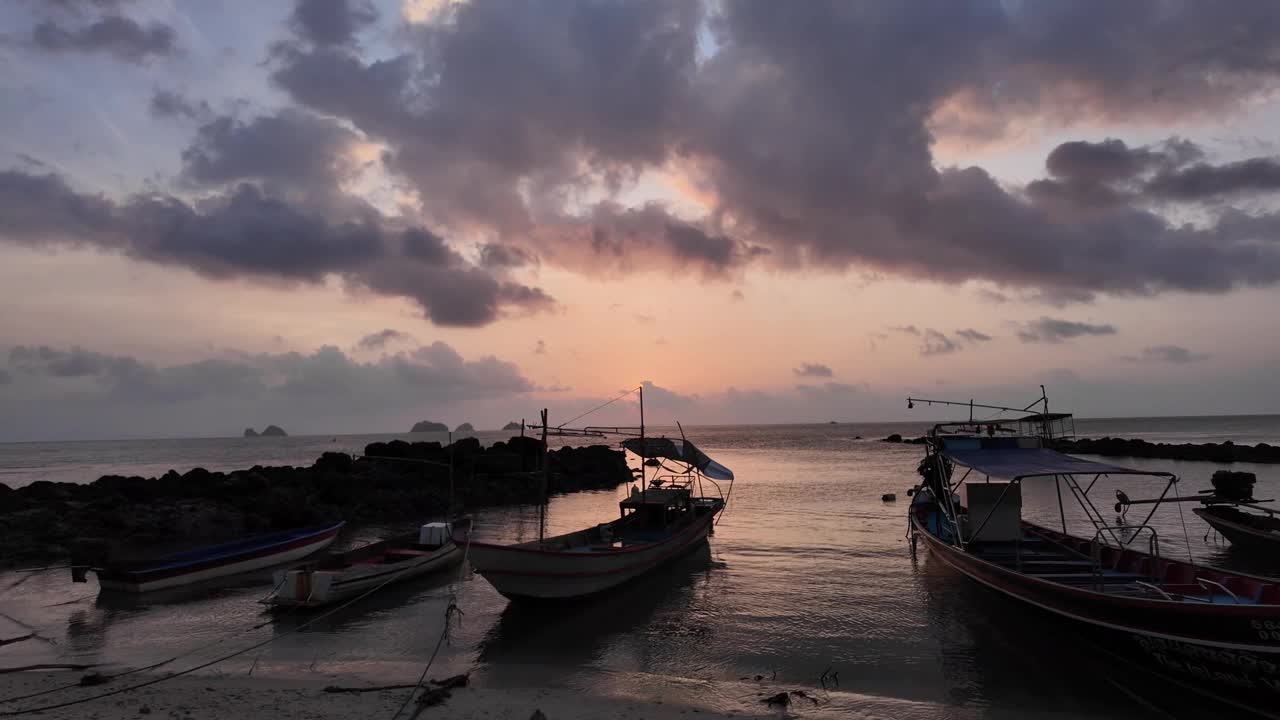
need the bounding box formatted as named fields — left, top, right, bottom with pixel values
left=410, top=420, right=448, bottom=433
left=456, top=422, right=474, bottom=433
left=502, top=421, right=522, bottom=431
left=244, top=425, right=287, bottom=437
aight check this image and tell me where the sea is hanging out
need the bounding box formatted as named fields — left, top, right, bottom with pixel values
left=2, top=415, right=1279, bottom=718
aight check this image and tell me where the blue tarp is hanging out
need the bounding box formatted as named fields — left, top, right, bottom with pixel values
left=941, top=447, right=1167, bottom=480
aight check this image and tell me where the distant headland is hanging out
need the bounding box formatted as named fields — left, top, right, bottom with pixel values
left=410, top=420, right=448, bottom=433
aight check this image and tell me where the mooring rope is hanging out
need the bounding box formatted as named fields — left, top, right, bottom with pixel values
left=389, top=529, right=472, bottom=720
left=0, top=541, right=461, bottom=717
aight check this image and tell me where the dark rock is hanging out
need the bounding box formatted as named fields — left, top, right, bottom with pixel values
left=243, top=428, right=258, bottom=437
left=455, top=423, right=475, bottom=433
left=883, top=434, right=903, bottom=443
left=411, top=420, right=449, bottom=433
left=1052, top=437, right=1280, bottom=464
left=502, top=421, right=522, bottom=431
left=260, top=425, right=287, bottom=437
left=0, top=434, right=632, bottom=567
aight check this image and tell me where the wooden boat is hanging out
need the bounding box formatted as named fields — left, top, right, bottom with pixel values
left=73, top=521, right=344, bottom=593
left=267, top=520, right=467, bottom=608
left=463, top=392, right=734, bottom=601
left=463, top=485, right=723, bottom=600
left=905, top=392, right=1280, bottom=718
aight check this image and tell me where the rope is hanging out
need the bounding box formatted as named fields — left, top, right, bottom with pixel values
left=389, top=529, right=471, bottom=720
left=1, top=574, right=295, bottom=705
left=1172, top=475, right=1196, bottom=568
left=557, top=386, right=639, bottom=428
left=0, top=540, right=457, bottom=717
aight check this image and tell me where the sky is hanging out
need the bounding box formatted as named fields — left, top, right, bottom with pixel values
left=1, top=0, right=1279, bottom=441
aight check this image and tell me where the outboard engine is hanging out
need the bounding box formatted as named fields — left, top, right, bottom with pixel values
left=1211, top=470, right=1257, bottom=502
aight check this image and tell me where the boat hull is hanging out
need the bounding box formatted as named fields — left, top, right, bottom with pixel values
left=464, top=511, right=715, bottom=601
left=96, top=524, right=343, bottom=593
left=913, top=515, right=1280, bottom=717
left=269, top=543, right=462, bottom=608
left=1195, top=507, right=1280, bottom=554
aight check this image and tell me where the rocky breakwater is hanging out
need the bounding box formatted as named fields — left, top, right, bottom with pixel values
left=1052, top=437, right=1280, bottom=464
left=0, top=436, right=632, bottom=567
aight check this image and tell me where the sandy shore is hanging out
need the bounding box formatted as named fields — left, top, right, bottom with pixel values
left=0, top=670, right=781, bottom=720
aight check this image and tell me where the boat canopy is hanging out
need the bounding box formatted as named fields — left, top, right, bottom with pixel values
left=621, top=437, right=734, bottom=481
left=941, top=446, right=1170, bottom=480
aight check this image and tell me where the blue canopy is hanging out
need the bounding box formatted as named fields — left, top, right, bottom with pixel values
left=941, top=447, right=1169, bottom=480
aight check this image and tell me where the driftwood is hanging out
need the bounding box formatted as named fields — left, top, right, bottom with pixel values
left=0, top=663, right=96, bottom=675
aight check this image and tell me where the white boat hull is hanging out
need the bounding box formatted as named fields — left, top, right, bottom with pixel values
left=465, top=512, right=715, bottom=600
left=270, top=543, right=462, bottom=607
left=97, top=533, right=339, bottom=593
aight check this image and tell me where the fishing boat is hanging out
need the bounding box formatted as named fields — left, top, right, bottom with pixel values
left=461, top=389, right=734, bottom=601
left=266, top=520, right=467, bottom=608
left=72, top=521, right=344, bottom=593
left=905, top=390, right=1280, bottom=717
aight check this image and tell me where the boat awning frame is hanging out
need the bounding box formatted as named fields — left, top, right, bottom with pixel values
left=941, top=447, right=1175, bottom=481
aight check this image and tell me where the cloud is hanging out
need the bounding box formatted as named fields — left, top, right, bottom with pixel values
left=1123, top=345, right=1211, bottom=364
left=478, top=243, right=535, bottom=269
left=0, top=170, right=554, bottom=327
left=291, top=0, right=378, bottom=47
left=356, top=328, right=411, bottom=350
left=534, top=339, right=546, bottom=355
left=889, top=325, right=920, bottom=336
left=2, top=342, right=535, bottom=438
left=256, top=0, right=1280, bottom=301
left=920, top=329, right=960, bottom=356
left=793, top=363, right=833, bottom=378
left=1017, top=317, right=1117, bottom=344
left=955, top=328, right=992, bottom=342
left=179, top=110, right=360, bottom=192
left=1146, top=158, right=1280, bottom=202
left=149, top=90, right=212, bottom=122
left=32, top=14, right=177, bottom=62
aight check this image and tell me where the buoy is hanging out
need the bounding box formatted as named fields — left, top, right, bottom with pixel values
left=881, top=493, right=897, bottom=502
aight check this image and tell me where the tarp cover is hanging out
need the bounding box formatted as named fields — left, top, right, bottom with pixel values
left=621, top=437, right=735, bottom=481
left=942, top=447, right=1166, bottom=480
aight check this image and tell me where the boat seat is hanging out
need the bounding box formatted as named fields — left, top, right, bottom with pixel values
left=386, top=549, right=433, bottom=557
left=1224, top=577, right=1266, bottom=603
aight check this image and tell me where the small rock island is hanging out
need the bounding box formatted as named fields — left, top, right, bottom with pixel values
left=244, top=425, right=288, bottom=437
left=456, top=422, right=475, bottom=433
left=411, top=420, right=449, bottom=433
left=502, top=421, right=522, bottom=431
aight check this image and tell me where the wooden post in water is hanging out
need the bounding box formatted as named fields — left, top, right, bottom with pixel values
left=539, top=408, right=549, bottom=543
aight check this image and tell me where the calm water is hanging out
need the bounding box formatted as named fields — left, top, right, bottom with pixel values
left=2, top=416, right=1280, bottom=717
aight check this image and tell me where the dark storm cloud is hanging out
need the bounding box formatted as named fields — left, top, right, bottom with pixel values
left=357, top=328, right=410, bottom=350
left=32, top=14, right=176, bottom=62
left=793, top=363, right=833, bottom=378
left=179, top=110, right=358, bottom=190
left=1017, top=317, right=1117, bottom=344
left=149, top=90, right=212, bottom=122
left=1146, top=158, right=1280, bottom=201
left=291, top=0, right=377, bottom=47
left=955, top=329, right=992, bottom=342
left=264, top=0, right=1280, bottom=298
left=0, top=170, right=554, bottom=327
left=1123, top=345, right=1211, bottom=364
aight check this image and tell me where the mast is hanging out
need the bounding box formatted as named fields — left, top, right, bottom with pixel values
left=539, top=407, right=549, bottom=543
left=639, top=384, right=646, bottom=504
